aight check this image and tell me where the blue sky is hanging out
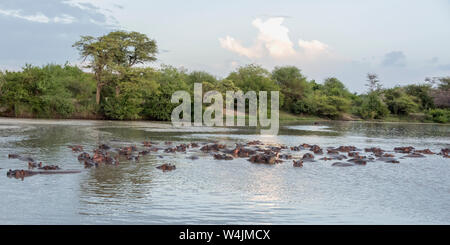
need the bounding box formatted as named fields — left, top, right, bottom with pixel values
left=0, top=0, right=449, bottom=92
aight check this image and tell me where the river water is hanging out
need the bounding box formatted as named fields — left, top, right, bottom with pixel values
left=0, top=118, right=448, bottom=224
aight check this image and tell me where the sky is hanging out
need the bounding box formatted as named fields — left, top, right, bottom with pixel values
left=0, top=0, right=449, bottom=92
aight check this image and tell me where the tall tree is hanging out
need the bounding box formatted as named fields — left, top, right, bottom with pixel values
left=73, top=31, right=157, bottom=104
left=366, top=73, right=382, bottom=93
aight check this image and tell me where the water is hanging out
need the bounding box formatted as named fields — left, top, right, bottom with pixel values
left=0, top=118, right=449, bottom=224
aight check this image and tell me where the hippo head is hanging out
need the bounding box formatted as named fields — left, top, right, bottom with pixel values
left=6, top=169, right=14, bottom=177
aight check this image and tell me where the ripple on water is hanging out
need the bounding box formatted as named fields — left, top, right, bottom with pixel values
left=0, top=119, right=449, bottom=224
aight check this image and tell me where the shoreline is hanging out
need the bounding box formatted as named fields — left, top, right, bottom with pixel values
left=0, top=115, right=448, bottom=126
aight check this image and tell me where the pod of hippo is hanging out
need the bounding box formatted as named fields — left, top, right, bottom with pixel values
left=6, top=140, right=449, bottom=180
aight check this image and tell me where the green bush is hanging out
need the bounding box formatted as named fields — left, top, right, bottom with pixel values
left=383, top=87, right=419, bottom=115
left=357, top=93, right=390, bottom=119
left=142, top=66, right=190, bottom=121
left=0, top=64, right=95, bottom=118
left=426, top=109, right=450, bottom=123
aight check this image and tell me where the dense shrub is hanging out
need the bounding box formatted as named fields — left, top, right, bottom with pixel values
left=357, top=93, right=390, bottom=119
left=426, top=109, right=450, bottom=123
left=0, top=64, right=95, bottom=118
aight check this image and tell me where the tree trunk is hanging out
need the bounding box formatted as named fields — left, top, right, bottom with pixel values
left=96, top=83, right=102, bottom=104
left=115, top=86, right=120, bottom=97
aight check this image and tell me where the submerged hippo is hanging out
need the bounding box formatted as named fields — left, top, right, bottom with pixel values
left=293, top=160, right=303, bottom=168
left=332, top=162, right=354, bottom=167
left=157, top=163, right=176, bottom=171
left=213, top=153, right=233, bottom=160
left=249, top=153, right=278, bottom=164
left=7, top=169, right=81, bottom=180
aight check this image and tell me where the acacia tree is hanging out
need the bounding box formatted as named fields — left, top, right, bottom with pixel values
left=366, top=73, right=382, bottom=93
left=73, top=31, right=158, bottom=104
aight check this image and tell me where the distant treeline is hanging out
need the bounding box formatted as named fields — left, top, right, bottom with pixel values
left=0, top=31, right=449, bottom=123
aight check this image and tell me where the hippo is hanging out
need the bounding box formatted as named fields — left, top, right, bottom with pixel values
left=164, top=147, right=177, bottom=153
left=439, top=148, right=449, bottom=158
left=365, top=147, right=384, bottom=155
left=224, top=145, right=253, bottom=157
left=336, top=146, right=357, bottom=152
left=290, top=146, right=302, bottom=151
left=68, top=145, right=83, bottom=152
left=310, top=145, right=323, bottom=154
left=213, top=154, right=233, bottom=160
left=175, top=144, right=188, bottom=152
left=327, top=148, right=339, bottom=154
left=347, top=158, right=367, bottom=165
left=200, top=144, right=226, bottom=152
left=84, top=159, right=98, bottom=168
left=377, top=157, right=400, bottom=163
left=7, top=169, right=81, bottom=180
left=149, top=147, right=161, bottom=152
left=8, top=154, right=20, bottom=159
left=394, top=146, right=414, bottom=154
left=404, top=153, right=425, bottom=158
left=139, top=150, right=150, bottom=156
left=332, top=162, right=354, bottom=167
left=247, top=140, right=263, bottom=146
left=157, top=163, right=176, bottom=171
left=38, top=165, right=60, bottom=170
left=118, top=146, right=137, bottom=155
left=330, top=154, right=347, bottom=160
left=249, top=153, right=278, bottom=164
left=77, top=152, right=91, bottom=161
left=28, top=161, right=39, bottom=169
left=348, top=152, right=359, bottom=157
left=98, top=144, right=111, bottom=150
left=319, top=157, right=334, bottom=161
left=279, top=154, right=292, bottom=160
left=414, top=149, right=434, bottom=154
left=302, top=153, right=315, bottom=160
left=187, top=155, right=199, bottom=160
left=293, top=160, right=303, bottom=167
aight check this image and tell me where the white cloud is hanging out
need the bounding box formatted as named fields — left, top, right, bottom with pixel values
left=298, top=39, right=329, bottom=57
left=53, top=14, right=76, bottom=24
left=0, top=9, right=49, bottom=23
left=62, top=0, right=122, bottom=27
left=219, top=17, right=330, bottom=61
left=219, top=36, right=263, bottom=59
left=0, top=8, right=76, bottom=24
left=252, top=17, right=296, bottom=58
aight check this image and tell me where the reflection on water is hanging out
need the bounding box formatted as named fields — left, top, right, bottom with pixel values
left=0, top=118, right=449, bottom=224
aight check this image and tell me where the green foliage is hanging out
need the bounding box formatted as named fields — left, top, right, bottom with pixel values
left=309, top=93, right=351, bottom=119
left=404, top=84, right=434, bottom=110
left=0, top=64, right=96, bottom=118
left=103, top=68, right=158, bottom=120
left=227, top=64, right=279, bottom=93
left=187, top=71, right=218, bottom=87
left=2, top=35, right=447, bottom=124
left=73, top=30, right=158, bottom=104
left=357, top=93, right=390, bottom=119
left=322, top=77, right=352, bottom=98
left=426, top=108, right=450, bottom=123
left=272, top=66, right=310, bottom=112
left=142, top=66, right=190, bottom=121
left=383, top=87, right=419, bottom=115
